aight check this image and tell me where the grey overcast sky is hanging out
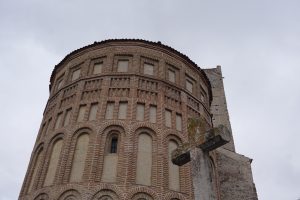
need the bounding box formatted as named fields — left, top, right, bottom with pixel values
left=0, top=0, right=300, bottom=199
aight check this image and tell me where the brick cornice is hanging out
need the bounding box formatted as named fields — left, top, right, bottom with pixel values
left=49, top=39, right=212, bottom=103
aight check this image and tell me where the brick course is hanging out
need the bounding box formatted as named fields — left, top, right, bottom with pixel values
left=19, top=39, right=257, bottom=200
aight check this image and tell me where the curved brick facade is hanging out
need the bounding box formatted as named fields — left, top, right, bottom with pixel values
left=19, top=40, right=213, bottom=200
left=20, top=39, right=258, bottom=200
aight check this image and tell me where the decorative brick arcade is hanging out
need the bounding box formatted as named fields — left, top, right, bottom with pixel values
left=19, top=39, right=257, bottom=200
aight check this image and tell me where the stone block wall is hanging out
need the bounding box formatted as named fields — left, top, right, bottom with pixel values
left=203, top=66, right=257, bottom=200
left=203, top=66, right=235, bottom=152
left=216, top=148, right=258, bottom=200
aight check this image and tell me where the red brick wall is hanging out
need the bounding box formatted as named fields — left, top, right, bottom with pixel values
left=19, top=40, right=212, bottom=200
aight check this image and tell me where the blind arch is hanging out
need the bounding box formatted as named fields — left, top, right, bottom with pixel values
left=168, top=140, right=180, bottom=191
left=136, top=133, right=152, bottom=186
left=69, top=133, right=90, bottom=182
left=44, top=139, right=63, bottom=186
left=28, top=148, right=43, bottom=193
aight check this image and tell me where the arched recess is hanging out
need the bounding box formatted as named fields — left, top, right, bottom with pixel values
left=34, top=193, right=49, bottom=200
left=27, top=144, right=44, bottom=193
left=58, top=189, right=81, bottom=200
left=130, top=124, right=159, bottom=186
left=132, top=192, right=154, bottom=200
left=91, top=189, right=119, bottom=200
left=69, top=133, right=90, bottom=182
left=43, top=136, right=64, bottom=186
left=93, top=124, right=127, bottom=183
left=101, top=126, right=124, bottom=183
left=168, top=140, right=180, bottom=191
left=164, top=191, right=187, bottom=200
left=136, top=133, right=152, bottom=186
left=127, top=186, right=158, bottom=200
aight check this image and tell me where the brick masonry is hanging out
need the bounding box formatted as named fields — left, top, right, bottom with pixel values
left=19, top=39, right=257, bottom=200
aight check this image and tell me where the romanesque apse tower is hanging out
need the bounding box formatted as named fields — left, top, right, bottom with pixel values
left=19, top=39, right=257, bottom=200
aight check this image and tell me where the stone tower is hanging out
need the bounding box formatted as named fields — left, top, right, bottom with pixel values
left=19, top=39, right=257, bottom=200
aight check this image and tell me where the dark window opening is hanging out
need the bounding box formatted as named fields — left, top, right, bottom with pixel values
left=110, top=137, right=118, bottom=153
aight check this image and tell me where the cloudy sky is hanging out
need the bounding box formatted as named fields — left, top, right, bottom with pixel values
left=0, top=0, right=300, bottom=199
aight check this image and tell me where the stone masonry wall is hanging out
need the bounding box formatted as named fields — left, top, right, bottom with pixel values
left=204, top=66, right=257, bottom=200
left=216, top=148, right=258, bottom=200
left=203, top=66, right=235, bottom=152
